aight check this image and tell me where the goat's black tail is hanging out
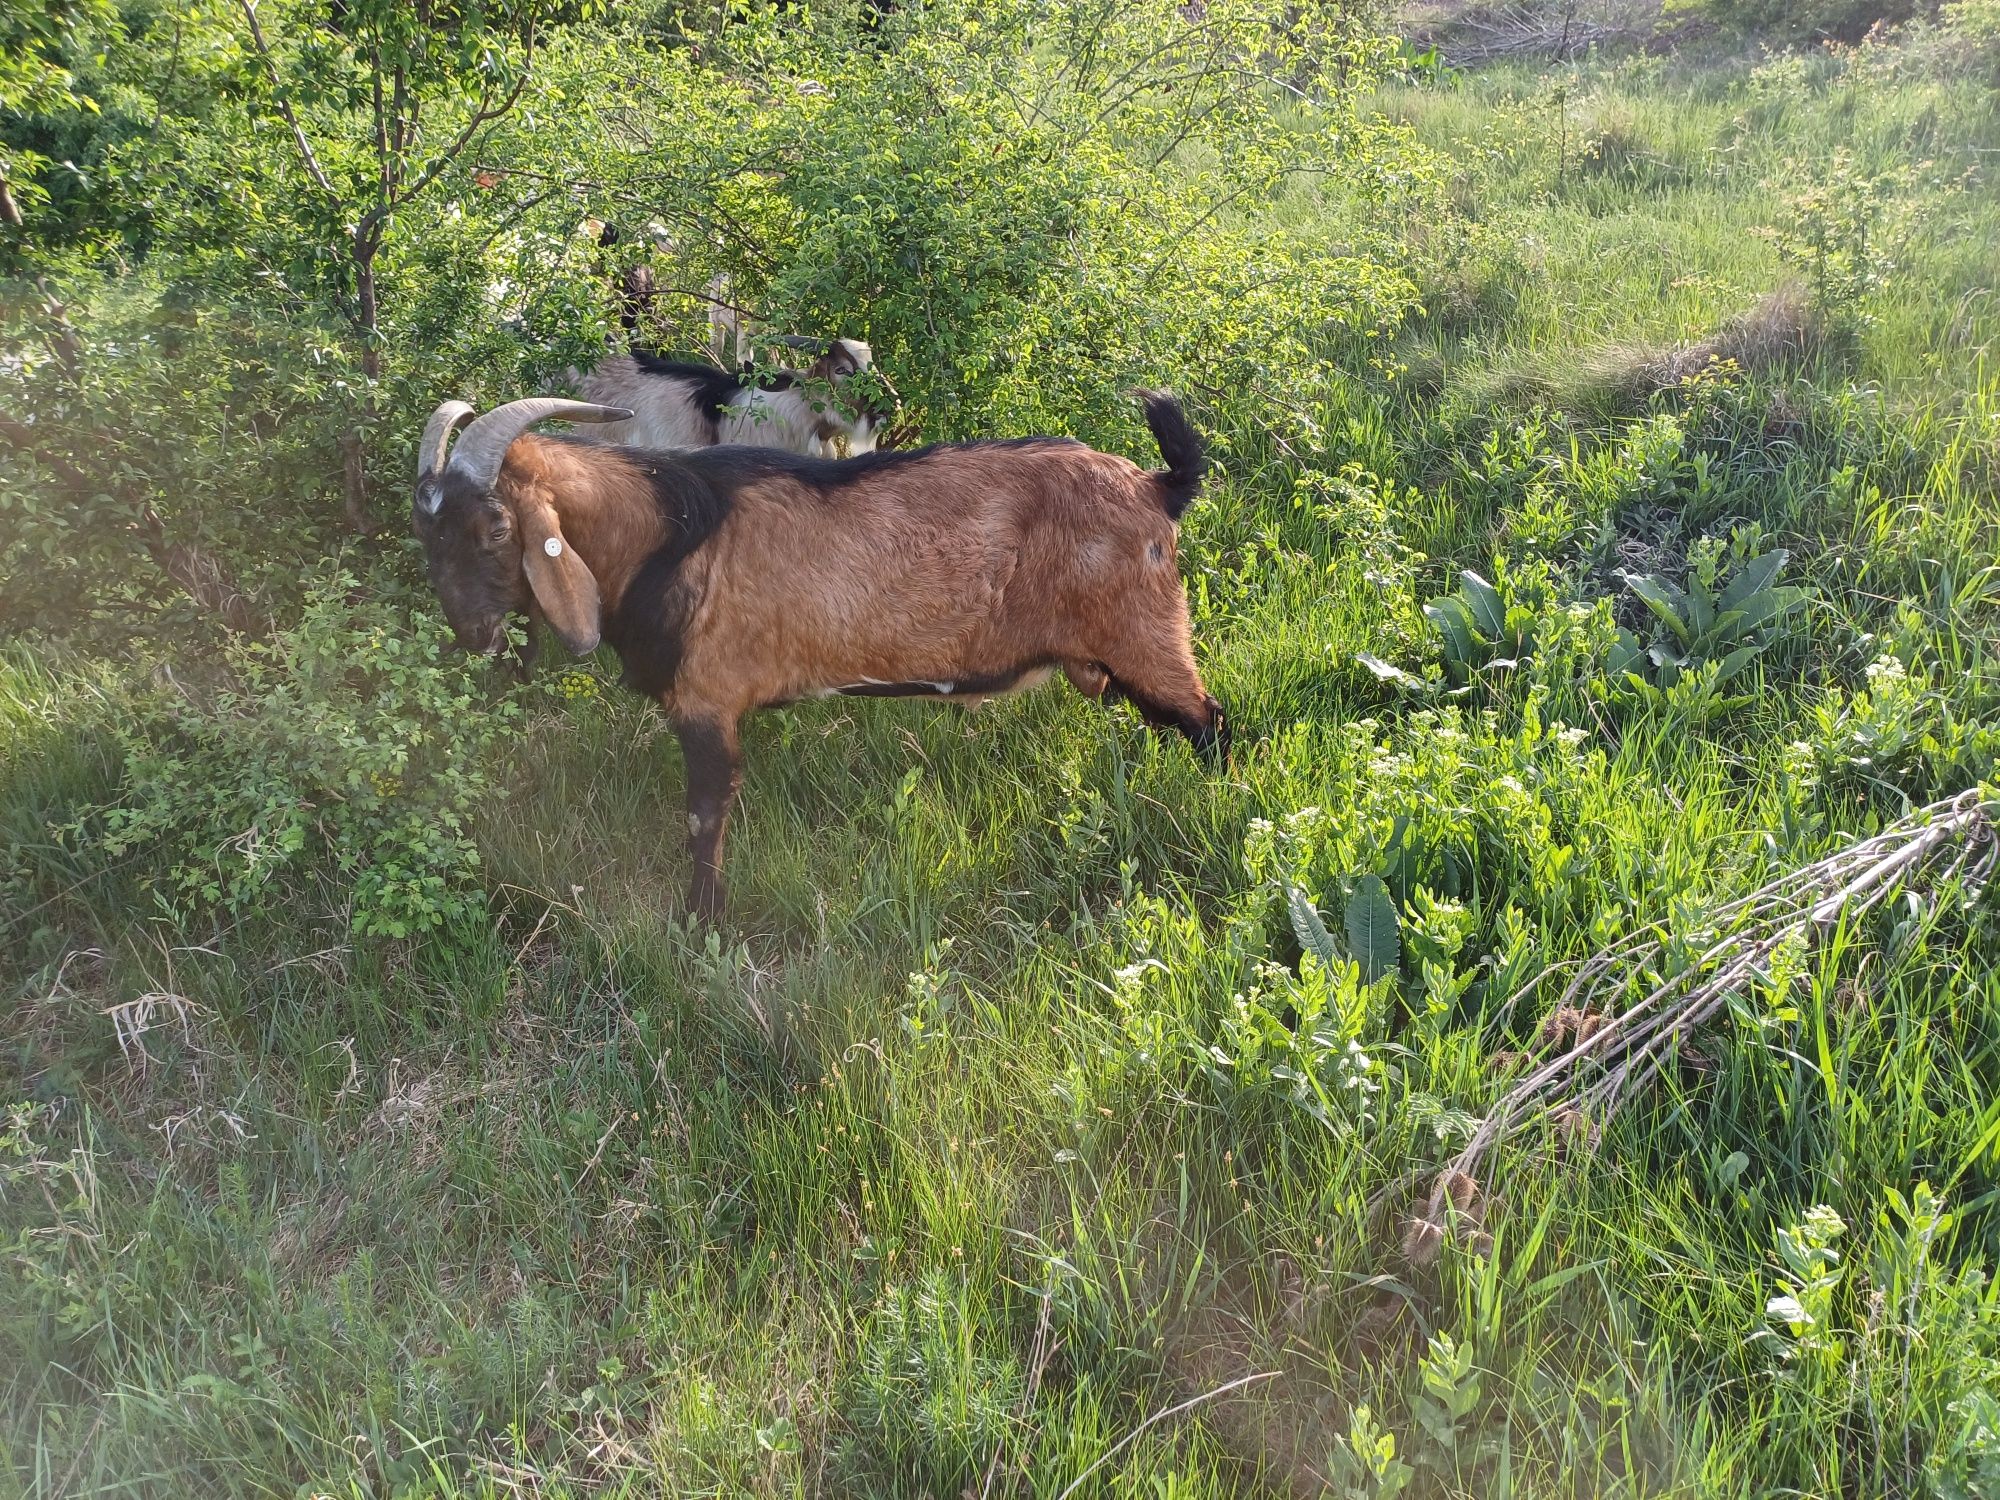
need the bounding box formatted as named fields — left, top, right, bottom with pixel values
left=1138, top=390, right=1205, bottom=521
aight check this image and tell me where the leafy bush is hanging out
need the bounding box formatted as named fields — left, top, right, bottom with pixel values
left=98, top=576, right=517, bottom=938
left=1606, top=528, right=1811, bottom=721
left=0, top=286, right=354, bottom=645
left=1796, top=647, right=1997, bottom=797
left=841, top=1270, right=1021, bottom=1486
left=1705, top=0, right=1927, bottom=44
left=1205, top=888, right=1387, bottom=1128
left=1423, top=564, right=1554, bottom=689
left=1941, top=0, right=2000, bottom=74
left=511, top=0, right=1435, bottom=450
left=1756, top=151, right=1915, bottom=331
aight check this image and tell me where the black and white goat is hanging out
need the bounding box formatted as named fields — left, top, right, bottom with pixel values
left=569, top=338, right=897, bottom=457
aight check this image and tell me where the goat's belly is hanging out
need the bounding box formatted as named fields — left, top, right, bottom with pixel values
left=697, top=537, right=1045, bottom=712
left=831, top=665, right=1054, bottom=702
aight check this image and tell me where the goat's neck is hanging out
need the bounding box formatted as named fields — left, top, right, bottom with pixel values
left=533, top=450, right=670, bottom=613
left=723, top=387, right=823, bottom=452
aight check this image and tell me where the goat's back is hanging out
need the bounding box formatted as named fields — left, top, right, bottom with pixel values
left=570, top=355, right=720, bottom=451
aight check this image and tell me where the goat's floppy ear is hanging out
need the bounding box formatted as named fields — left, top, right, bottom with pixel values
left=514, top=497, right=602, bottom=656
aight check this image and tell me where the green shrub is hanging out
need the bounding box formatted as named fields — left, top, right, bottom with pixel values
left=1606, top=527, right=1811, bottom=722
left=1755, top=151, right=1916, bottom=332
left=0, top=285, right=352, bottom=646
left=512, top=0, right=1435, bottom=451
left=841, top=1270, right=1021, bottom=1486
left=1796, top=645, right=1997, bottom=798
left=1424, top=563, right=1554, bottom=689
left=98, top=575, right=518, bottom=939
left=1940, top=0, right=2000, bottom=74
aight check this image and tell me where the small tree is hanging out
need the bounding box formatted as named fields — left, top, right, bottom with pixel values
left=0, top=0, right=117, bottom=377
left=233, top=0, right=583, bottom=529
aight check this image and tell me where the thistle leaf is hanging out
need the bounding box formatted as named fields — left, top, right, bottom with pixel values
left=1289, top=887, right=1342, bottom=972
left=1345, top=874, right=1401, bottom=984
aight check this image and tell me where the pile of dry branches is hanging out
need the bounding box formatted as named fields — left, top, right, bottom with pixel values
left=1408, top=0, right=1662, bottom=64
left=1418, top=789, right=1998, bottom=1247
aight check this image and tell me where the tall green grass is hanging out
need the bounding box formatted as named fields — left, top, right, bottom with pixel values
left=4, top=31, right=2000, bottom=1500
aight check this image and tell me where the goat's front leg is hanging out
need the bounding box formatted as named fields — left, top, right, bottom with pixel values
left=675, top=714, right=743, bottom=923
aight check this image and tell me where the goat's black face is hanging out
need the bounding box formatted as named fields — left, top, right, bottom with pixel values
left=413, top=484, right=531, bottom=654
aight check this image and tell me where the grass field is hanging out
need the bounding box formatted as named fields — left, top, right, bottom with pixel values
left=5, top=21, right=2000, bottom=1500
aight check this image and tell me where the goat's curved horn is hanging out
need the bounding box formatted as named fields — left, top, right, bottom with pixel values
left=415, top=400, right=476, bottom=515
left=444, top=399, right=635, bottom=495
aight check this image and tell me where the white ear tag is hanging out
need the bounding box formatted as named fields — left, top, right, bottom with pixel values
left=543, top=537, right=564, bottom=558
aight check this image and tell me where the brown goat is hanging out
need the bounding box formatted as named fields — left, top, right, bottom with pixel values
left=413, top=394, right=1226, bottom=920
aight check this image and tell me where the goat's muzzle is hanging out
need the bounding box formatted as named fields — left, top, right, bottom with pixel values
left=446, top=620, right=510, bottom=657
left=1197, top=697, right=1231, bottom=762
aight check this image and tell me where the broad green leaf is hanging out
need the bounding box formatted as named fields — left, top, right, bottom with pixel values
left=1713, top=643, right=1762, bottom=686
left=1766, top=1294, right=1812, bottom=1329
left=1356, top=652, right=1425, bottom=691
left=1424, top=597, right=1477, bottom=669
left=1626, top=574, right=1692, bottom=643
left=1502, top=602, right=1539, bottom=648
left=1720, top=549, right=1790, bottom=611
left=1732, top=585, right=1810, bottom=633
left=1459, top=571, right=1506, bottom=637
left=1692, top=607, right=1748, bottom=652
left=1289, top=887, right=1342, bottom=972
left=1686, top=577, right=1715, bottom=636
left=1605, top=627, right=1644, bottom=679
left=1344, top=874, right=1401, bottom=984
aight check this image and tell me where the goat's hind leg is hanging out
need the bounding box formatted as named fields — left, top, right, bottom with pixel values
left=1088, top=646, right=1228, bottom=761
left=675, top=714, right=744, bottom=922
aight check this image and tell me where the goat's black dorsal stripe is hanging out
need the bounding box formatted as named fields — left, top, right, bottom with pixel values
left=627, top=354, right=745, bottom=425
left=600, top=453, right=735, bottom=700
left=626, top=352, right=804, bottom=430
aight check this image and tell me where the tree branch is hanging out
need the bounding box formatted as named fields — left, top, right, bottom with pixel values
left=238, top=0, right=342, bottom=203
left=370, top=43, right=390, bottom=207
left=149, top=16, right=185, bottom=137
left=465, top=162, right=780, bottom=275
left=389, top=59, right=411, bottom=181
left=390, top=19, right=539, bottom=216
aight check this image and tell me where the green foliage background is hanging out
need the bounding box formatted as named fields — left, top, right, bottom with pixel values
left=4, top=2, right=2000, bottom=1496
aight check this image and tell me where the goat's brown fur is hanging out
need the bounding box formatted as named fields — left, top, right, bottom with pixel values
left=649, top=444, right=1207, bottom=727
left=416, top=397, right=1223, bottom=920
left=490, top=439, right=669, bottom=623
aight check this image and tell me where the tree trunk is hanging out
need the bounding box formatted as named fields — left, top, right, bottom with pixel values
left=5, top=177, right=85, bottom=382
left=343, top=243, right=382, bottom=533
left=357, top=248, right=381, bottom=384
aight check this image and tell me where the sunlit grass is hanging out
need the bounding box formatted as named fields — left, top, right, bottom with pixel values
left=5, top=29, right=2000, bottom=1500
